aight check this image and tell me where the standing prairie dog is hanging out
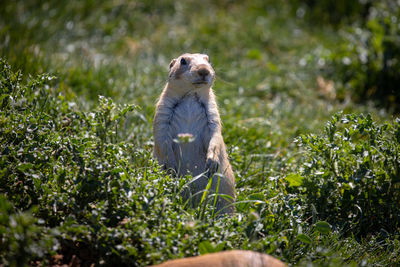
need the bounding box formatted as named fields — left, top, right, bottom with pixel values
left=153, top=53, right=235, bottom=214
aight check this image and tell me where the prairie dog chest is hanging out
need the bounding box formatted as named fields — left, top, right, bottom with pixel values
left=170, top=94, right=209, bottom=140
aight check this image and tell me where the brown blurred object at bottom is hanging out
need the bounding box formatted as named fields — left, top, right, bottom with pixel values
left=149, top=250, right=286, bottom=267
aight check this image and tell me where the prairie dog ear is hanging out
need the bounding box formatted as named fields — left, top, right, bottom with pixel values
left=169, top=59, right=177, bottom=69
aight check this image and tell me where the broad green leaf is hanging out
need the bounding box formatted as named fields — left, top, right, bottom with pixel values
left=199, top=241, right=214, bottom=255
left=315, top=221, right=332, bottom=234
left=17, top=163, right=34, bottom=172
left=285, top=173, right=303, bottom=187
left=214, top=242, right=226, bottom=252
left=297, top=233, right=312, bottom=244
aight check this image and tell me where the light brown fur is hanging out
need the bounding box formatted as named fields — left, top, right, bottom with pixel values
left=149, top=250, right=287, bottom=267
left=153, top=53, right=235, bottom=214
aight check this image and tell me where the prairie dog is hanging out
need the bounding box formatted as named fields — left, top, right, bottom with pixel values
left=149, top=250, right=287, bottom=267
left=153, top=53, right=235, bottom=214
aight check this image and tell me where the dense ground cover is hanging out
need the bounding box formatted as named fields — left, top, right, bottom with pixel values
left=1, top=1, right=399, bottom=266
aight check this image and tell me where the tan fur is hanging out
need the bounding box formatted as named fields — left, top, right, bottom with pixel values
left=149, top=250, right=287, bottom=267
left=153, top=53, right=235, bottom=214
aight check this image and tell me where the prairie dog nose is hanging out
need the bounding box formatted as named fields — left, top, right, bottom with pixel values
left=197, top=65, right=210, bottom=78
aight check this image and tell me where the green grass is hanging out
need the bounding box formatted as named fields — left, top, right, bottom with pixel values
left=1, top=0, right=399, bottom=266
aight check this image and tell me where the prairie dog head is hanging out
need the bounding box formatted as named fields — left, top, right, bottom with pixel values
left=168, top=53, right=215, bottom=91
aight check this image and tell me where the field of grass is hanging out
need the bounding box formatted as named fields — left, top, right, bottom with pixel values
left=1, top=1, right=399, bottom=266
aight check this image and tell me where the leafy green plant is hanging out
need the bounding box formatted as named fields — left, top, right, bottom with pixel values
left=295, top=112, right=400, bottom=236
left=0, top=195, right=58, bottom=267
left=0, top=58, right=156, bottom=265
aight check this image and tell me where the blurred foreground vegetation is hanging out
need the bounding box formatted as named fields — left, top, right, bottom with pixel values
left=1, top=0, right=399, bottom=266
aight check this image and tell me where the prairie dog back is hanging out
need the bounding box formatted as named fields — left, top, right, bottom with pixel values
left=153, top=53, right=235, bottom=214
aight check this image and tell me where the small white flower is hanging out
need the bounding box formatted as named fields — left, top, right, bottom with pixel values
left=174, top=133, right=195, bottom=143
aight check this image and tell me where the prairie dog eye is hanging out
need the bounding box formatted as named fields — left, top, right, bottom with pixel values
left=180, top=58, right=187, bottom=65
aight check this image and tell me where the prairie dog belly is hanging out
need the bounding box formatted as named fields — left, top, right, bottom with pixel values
left=170, top=94, right=209, bottom=176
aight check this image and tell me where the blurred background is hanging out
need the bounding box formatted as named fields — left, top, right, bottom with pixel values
left=2, top=0, right=400, bottom=178
left=1, top=0, right=399, bottom=114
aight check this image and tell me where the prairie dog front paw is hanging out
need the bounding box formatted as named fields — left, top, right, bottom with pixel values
left=206, top=156, right=219, bottom=177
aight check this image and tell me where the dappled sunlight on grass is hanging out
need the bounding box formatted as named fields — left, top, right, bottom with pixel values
left=0, top=0, right=399, bottom=266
